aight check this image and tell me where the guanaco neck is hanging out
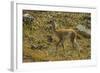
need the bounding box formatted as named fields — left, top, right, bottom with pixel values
left=51, top=21, right=56, bottom=33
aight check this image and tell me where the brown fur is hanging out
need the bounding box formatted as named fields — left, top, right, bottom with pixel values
left=49, top=20, right=82, bottom=54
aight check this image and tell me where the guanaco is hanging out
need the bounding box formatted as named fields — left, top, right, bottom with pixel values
left=49, top=20, right=82, bottom=54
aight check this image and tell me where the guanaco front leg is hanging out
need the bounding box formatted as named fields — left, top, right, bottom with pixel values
left=55, top=38, right=65, bottom=55
left=55, top=39, right=61, bottom=55
left=60, top=39, right=66, bottom=55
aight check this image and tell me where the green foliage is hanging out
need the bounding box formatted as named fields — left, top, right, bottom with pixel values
left=23, top=10, right=91, bottom=62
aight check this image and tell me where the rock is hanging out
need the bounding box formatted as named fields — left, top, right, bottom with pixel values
left=76, top=25, right=91, bottom=38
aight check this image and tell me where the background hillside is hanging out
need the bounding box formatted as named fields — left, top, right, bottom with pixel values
left=23, top=10, right=91, bottom=62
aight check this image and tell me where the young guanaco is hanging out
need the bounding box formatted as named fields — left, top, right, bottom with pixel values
left=49, top=20, right=82, bottom=55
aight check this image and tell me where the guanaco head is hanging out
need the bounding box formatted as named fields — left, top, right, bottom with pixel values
left=48, top=20, right=56, bottom=32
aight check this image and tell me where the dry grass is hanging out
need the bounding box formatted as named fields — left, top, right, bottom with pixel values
left=23, top=10, right=91, bottom=62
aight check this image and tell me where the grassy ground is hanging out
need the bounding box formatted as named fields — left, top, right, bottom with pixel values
left=23, top=10, right=91, bottom=62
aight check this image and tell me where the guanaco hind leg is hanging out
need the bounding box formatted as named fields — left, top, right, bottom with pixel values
left=70, top=32, right=76, bottom=48
left=70, top=32, right=82, bottom=56
left=74, top=39, right=82, bottom=52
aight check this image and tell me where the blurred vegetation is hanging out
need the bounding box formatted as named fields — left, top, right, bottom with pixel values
left=23, top=10, right=91, bottom=62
